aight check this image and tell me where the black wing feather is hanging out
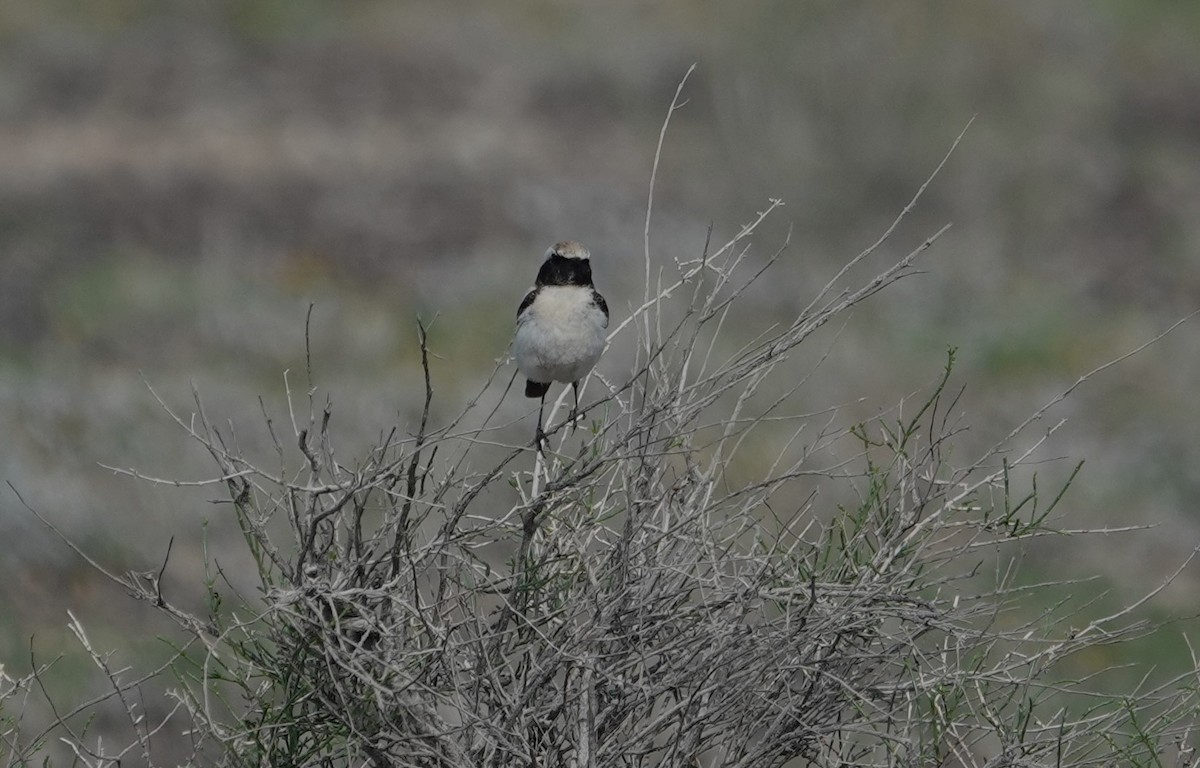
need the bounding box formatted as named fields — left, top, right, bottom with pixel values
left=592, top=289, right=609, bottom=327
left=517, top=287, right=538, bottom=319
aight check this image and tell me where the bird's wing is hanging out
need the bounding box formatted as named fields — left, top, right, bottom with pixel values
left=592, top=289, right=609, bottom=328
left=516, top=287, right=538, bottom=320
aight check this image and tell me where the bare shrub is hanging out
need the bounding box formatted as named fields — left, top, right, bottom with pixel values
left=4, top=75, right=1197, bottom=768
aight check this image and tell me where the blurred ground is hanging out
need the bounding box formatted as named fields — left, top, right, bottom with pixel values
left=2, top=0, right=1199, bottom=751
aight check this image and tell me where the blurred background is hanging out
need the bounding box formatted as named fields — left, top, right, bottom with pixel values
left=2, top=0, right=1199, bottom=754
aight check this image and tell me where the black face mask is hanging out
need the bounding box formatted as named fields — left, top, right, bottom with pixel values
left=537, top=254, right=593, bottom=287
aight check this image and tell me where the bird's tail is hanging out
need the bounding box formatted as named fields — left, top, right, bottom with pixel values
left=525, top=380, right=551, bottom=398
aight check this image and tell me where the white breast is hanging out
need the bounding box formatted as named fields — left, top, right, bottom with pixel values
left=514, top=286, right=607, bottom=384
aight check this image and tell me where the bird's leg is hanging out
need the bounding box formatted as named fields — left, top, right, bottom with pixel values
left=569, top=381, right=581, bottom=432
left=535, top=393, right=548, bottom=453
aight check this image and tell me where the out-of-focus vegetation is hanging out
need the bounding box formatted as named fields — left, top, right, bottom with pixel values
left=1, top=0, right=1198, bottom=760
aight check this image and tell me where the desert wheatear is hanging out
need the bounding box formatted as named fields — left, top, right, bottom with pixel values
left=514, top=240, right=609, bottom=447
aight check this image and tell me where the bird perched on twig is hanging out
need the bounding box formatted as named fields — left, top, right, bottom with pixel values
left=514, top=240, right=609, bottom=449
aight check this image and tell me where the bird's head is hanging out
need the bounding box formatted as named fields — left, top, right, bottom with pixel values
left=537, top=240, right=594, bottom=287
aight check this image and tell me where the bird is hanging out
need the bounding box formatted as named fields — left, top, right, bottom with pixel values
left=514, top=240, right=609, bottom=448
